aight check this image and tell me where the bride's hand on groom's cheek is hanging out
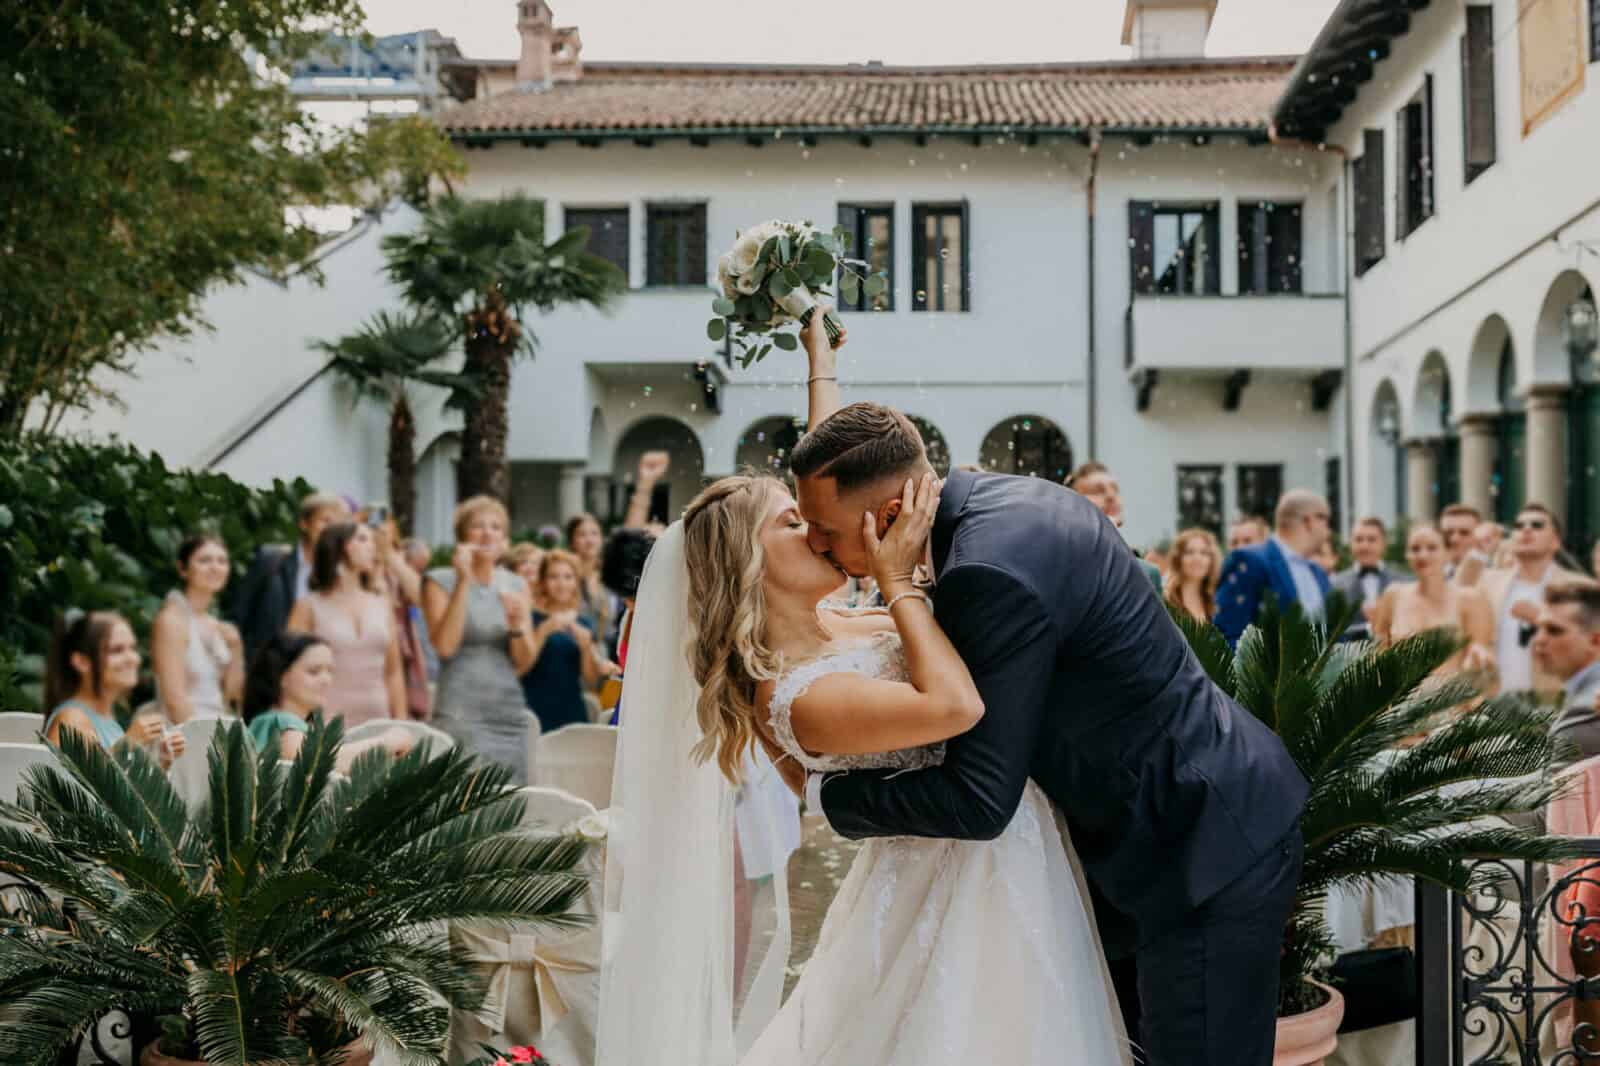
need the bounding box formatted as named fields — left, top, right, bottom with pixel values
left=863, top=472, right=939, bottom=592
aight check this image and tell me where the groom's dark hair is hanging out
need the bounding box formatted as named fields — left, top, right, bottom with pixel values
left=789, top=402, right=928, bottom=493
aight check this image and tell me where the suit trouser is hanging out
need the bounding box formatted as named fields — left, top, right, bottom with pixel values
left=1116, top=827, right=1303, bottom=1066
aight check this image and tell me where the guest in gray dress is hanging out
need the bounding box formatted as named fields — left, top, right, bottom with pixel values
left=422, top=496, right=536, bottom=782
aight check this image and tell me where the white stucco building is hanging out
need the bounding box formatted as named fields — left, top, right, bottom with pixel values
left=77, top=0, right=1370, bottom=550
left=1274, top=0, right=1600, bottom=551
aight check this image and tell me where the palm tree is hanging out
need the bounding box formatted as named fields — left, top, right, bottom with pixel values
left=0, top=719, right=588, bottom=1065
left=1170, top=597, right=1578, bottom=1016
left=381, top=195, right=625, bottom=502
left=316, top=310, right=474, bottom=535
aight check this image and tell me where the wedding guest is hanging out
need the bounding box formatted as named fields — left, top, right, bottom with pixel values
left=1228, top=516, right=1270, bottom=552
left=1065, top=461, right=1161, bottom=592
left=374, top=520, right=430, bottom=720
left=565, top=513, right=613, bottom=629
left=45, top=612, right=184, bottom=766
left=622, top=450, right=672, bottom=529
left=402, top=537, right=440, bottom=681
left=600, top=527, right=657, bottom=724
left=231, top=492, right=351, bottom=662
left=1331, top=517, right=1397, bottom=641
left=522, top=549, right=606, bottom=732
left=424, top=496, right=536, bottom=782
left=1476, top=521, right=1507, bottom=564
left=1532, top=581, right=1600, bottom=767
left=242, top=630, right=412, bottom=771
left=286, top=522, right=406, bottom=727
left=151, top=534, right=243, bottom=723
left=1310, top=540, right=1340, bottom=577
left=1440, top=503, right=1486, bottom=585
left=1215, top=490, right=1333, bottom=646
left=1479, top=504, right=1587, bottom=697
left=501, top=542, right=545, bottom=601
left=1370, top=523, right=1494, bottom=678
left=1164, top=528, right=1222, bottom=624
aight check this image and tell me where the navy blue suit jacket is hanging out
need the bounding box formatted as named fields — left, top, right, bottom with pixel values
left=817, top=470, right=1308, bottom=957
left=1214, top=539, right=1332, bottom=648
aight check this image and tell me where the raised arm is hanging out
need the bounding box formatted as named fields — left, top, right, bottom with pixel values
left=624, top=451, right=670, bottom=529
left=802, top=308, right=845, bottom=431
left=817, top=561, right=1054, bottom=841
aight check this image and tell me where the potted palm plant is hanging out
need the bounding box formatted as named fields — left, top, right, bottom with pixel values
left=1170, top=597, right=1576, bottom=1066
left=0, top=718, right=588, bottom=1066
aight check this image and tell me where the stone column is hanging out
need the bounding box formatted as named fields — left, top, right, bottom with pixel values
left=1457, top=414, right=1498, bottom=520
left=1525, top=386, right=1569, bottom=527
left=557, top=462, right=587, bottom=522
left=1406, top=440, right=1439, bottom=524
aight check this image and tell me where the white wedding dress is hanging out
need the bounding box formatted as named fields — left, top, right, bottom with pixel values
left=743, top=628, right=1130, bottom=1066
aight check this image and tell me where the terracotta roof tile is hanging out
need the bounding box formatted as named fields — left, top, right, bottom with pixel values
left=438, top=59, right=1294, bottom=138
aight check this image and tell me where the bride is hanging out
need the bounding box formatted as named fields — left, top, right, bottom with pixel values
left=596, top=317, right=1127, bottom=1066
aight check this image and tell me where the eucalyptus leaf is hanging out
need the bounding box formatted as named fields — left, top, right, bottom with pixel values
left=707, top=318, right=727, bottom=341
left=778, top=234, right=792, bottom=264
left=773, top=332, right=799, bottom=352
left=712, top=297, right=736, bottom=317
left=840, top=273, right=862, bottom=302
left=769, top=272, right=794, bottom=300
left=864, top=274, right=889, bottom=297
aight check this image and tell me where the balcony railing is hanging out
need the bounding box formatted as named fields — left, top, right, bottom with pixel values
left=1123, top=292, right=1343, bottom=375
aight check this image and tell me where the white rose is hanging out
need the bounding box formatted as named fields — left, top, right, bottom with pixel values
left=735, top=271, right=761, bottom=295
left=729, top=233, right=762, bottom=276
left=717, top=254, right=739, bottom=299
left=573, top=812, right=610, bottom=842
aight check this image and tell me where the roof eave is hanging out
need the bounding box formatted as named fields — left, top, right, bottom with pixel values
left=442, top=122, right=1272, bottom=144
left=1271, top=0, right=1426, bottom=140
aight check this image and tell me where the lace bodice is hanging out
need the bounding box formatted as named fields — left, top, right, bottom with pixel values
left=766, top=629, right=946, bottom=774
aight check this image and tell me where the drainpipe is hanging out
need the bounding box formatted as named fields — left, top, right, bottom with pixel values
left=1085, top=128, right=1103, bottom=461
left=1269, top=124, right=1352, bottom=532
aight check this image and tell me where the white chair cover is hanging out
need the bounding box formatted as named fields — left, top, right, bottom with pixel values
left=532, top=725, right=618, bottom=810
left=0, top=712, right=44, bottom=745
left=342, top=719, right=455, bottom=760
left=166, top=718, right=223, bottom=811
left=0, top=742, right=54, bottom=804
left=448, top=786, right=605, bottom=1066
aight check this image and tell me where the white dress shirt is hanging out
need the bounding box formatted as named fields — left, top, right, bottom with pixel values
left=1273, top=536, right=1325, bottom=621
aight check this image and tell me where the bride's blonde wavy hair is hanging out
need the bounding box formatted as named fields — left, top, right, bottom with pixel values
left=682, top=475, right=790, bottom=785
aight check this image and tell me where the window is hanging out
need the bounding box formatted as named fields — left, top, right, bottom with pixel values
left=1325, top=456, right=1343, bottom=536
left=837, top=204, right=894, bottom=312
left=1395, top=75, right=1435, bottom=238
left=911, top=203, right=968, bottom=311
left=1237, top=203, right=1303, bottom=294
left=645, top=203, right=706, bottom=287
left=1236, top=464, right=1283, bottom=526
left=1592, top=0, right=1600, bottom=63
left=564, top=207, right=629, bottom=277
left=1353, top=129, right=1386, bottom=276
left=1177, top=465, right=1225, bottom=539
left=1460, top=6, right=1497, bottom=183
left=1129, top=202, right=1220, bottom=295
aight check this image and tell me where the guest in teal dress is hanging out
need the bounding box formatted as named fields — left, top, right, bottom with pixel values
left=244, top=631, right=412, bottom=771
left=45, top=611, right=186, bottom=766
left=523, top=549, right=604, bottom=732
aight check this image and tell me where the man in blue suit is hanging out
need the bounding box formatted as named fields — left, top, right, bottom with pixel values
left=1215, top=489, right=1334, bottom=646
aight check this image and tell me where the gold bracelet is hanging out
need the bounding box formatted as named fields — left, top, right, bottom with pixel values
left=807, top=375, right=837, bottom=384
left=884, top=590, right=929, bottom=612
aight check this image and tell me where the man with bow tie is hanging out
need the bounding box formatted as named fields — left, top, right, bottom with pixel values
left=1332, top=516, right=1395, bottom=641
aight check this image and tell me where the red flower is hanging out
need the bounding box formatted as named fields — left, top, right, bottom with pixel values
left=510, top=1048, right=540, bottom=1064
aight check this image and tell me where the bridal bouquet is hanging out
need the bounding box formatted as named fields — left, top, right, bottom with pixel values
left=707, top=219, right=888, bottom=367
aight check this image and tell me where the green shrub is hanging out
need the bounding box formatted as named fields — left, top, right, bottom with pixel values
left=0, top=435, right=313, bottom=711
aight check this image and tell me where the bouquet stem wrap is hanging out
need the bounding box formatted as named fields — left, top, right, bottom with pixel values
left=778, top=288, right=843, bottom=348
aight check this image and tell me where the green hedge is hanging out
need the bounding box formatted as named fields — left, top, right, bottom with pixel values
left=0, top=436, right=312, bottom=711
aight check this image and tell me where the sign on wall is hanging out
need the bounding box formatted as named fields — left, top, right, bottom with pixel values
left=1520, top=0, right=1587, bottom=137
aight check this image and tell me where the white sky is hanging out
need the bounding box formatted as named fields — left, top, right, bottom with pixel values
left=359, top=0, right=1340, bottom=65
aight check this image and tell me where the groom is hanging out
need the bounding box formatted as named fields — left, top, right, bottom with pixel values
left=790, top=404, right=1307, bottom=1066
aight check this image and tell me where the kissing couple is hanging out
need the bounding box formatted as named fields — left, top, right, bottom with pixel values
left=595, top=314, right=1308, bottom=1066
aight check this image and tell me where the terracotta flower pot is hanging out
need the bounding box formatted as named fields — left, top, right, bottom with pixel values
left=141, top=1039, right=373, bottom=1066
left=1273, top=980, right=1345, bottom=1066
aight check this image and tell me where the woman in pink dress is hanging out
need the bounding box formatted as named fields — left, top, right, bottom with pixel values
left=286, top=522, right=405, bottom=728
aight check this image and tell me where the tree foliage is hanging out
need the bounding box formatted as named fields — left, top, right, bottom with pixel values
left=382, top=195, right=626, bottom=500
left=1169, top=595, right=1580, bottom=1016
left=0, top=0, right=465, bottom=436
left=0, top=718, right=589, bottom=1064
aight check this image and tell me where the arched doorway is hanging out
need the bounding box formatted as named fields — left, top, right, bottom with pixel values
left=1412, top=351, right=1457, bottom=512
left=905, top=415, right=952, bottom=476
left=1567, top=284, right=1600, bottom=552
left=978, top=415, right=1073, bottom=480
left=614, top=417, right=706, bottom=526
left=735, top=415, right=806, bottom=475
left=1494, top=338, right=1526, bottom=524
left=1370, top=380, right=1403, bottom=524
